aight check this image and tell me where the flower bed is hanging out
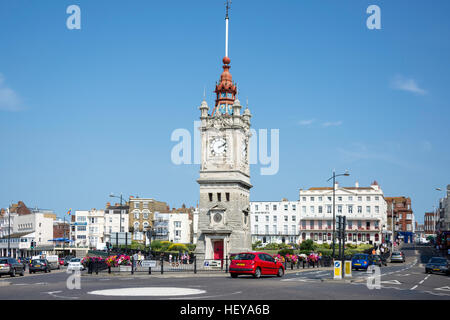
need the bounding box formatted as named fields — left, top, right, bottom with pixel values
left=105, top=255, right=131, bottom=267
left=81, top=256, right=105, bottom=267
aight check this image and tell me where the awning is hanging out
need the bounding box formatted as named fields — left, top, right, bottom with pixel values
left=48, top=238, right=73, bottom=243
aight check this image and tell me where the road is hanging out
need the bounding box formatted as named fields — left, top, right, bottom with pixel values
left=0, top=243, right=448, bottom=300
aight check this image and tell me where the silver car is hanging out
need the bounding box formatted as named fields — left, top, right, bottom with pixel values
left=390, top=251, right=405, bottom=263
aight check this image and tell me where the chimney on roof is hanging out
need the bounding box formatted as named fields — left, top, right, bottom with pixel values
left=334, top=181, right=339, bottom=189
left=106, top=202, right=111, bottom=207
left=355, top=181, right=359, bottom=188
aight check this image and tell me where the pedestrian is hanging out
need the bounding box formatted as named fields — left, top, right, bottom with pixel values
left=132, top=252, right=138, bottom=271
left=169, top=254, right=172, bottom=264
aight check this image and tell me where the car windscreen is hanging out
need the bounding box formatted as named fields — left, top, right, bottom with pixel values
left=392, top=252, right=402, bottom=256
left=353, top=255, right=367, bottom=260
left=0, top=259, right=8, bottom=264
left=70, top=258, right=81, bottom=262
left=233, top=254, right=255, bottom=260
left=429, top=258, right=446, bottom=264
left=31, top=260, right=44, bottom=264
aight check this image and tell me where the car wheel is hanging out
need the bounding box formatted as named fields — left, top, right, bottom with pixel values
left=277, top=267, right=284, bottom=277
left=230, top=273, right=238, bottom=278
left=10, top=268, right=16, bottom=277
left=253, top=267, right=262, bottom=278
left=20, top=269, right=25, bottom=276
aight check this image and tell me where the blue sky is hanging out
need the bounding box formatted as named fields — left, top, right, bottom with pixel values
left=1, top=0, right=449, bottom=224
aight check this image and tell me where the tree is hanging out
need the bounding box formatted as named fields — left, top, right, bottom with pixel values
left=299, top=239, right=314, bottom=251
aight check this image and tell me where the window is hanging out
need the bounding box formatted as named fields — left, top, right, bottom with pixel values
left=143, top=202, right=148, bottom=209
left=255, top=205, right=259, bottom=211
left=217, top=193, right=221, bottom=202
left=348, top=220, right=353, bottom=228
left=209, top=193, right=213, bottom=202
left=273, top=205, right=277, bottom=211
left=254, top=225, right=259, bottom=233
left=357, top=221, right=362, bottom=228
left=318, top=206, right=323, bottom=214
left=310, top=197, right=315, bottom=201
left=255, top=216, right=259, bottom=222
left=302, top=197, right=306, bottom=201
left=348, top=205, right=353, bottom=214
left=143, top=212, right=149, bottom=219
left=358, top=196, right=362, bottom=201
left=292, top=204, right=296, bottom=211
left=338, top=196, right=342, bottom=201
left=265, top=205, right=269, bottom=211
left=292, top=215, right=296, bottom=222
left=273, top=215, right=277, bottom=222
left=366, top=206, right=371, bottom=214
left=375, top=196, right=379, bottom=201
left=226, top=193, right=230, bottom=201
left=302, top=220, right=306, bottom=228
left=310, top=206, right=315, bottom=214
left=134, top=212, right=139, bottom=219
left=375, top=206, right=379, bottom=214
left=174, top=221, right=181, bottom=228
left=358, top=206, right=362, bottom=213
left=134, top=202, right=139, bottom=209
left=318, top=221, right=322, bottom=229
left=310, top=220, right=314, bottom=228
left=338, top=205, right=342, bottom=213
left=327, top=205, right=332, bottom=213
left=265, top=225, right=269, bottom=234
left=327, top=197, right=332, bottom=201
left=348, top=196, right=353, bottom=201
left=366, top=196, right=370, bottom=201
left=302, top=206, right=306, bottom=213
left=284, top=216, right=288, bottom=222
left=318, top=197, right=323, bottom=201
left=265, top=216, right=269, bottom=222
left=327, top=220, right=331, bottom=229
left=273, top=225, right=277, bottom=234
left=284, top=205, right=288, bottom=211
left=366, top=221, right=371, bottom=229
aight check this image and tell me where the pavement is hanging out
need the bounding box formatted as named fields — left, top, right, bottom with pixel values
left=0, top=244, right=448, bottom=300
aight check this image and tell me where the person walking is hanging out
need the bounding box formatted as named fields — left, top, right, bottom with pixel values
left=132, top=252, right=138, bottom=271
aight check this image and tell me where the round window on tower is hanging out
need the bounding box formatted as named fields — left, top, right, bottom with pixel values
left=213, top=213, right=222, bottom=223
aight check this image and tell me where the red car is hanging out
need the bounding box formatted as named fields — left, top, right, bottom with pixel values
left=58, top=258, right=65, bottom=266
left=229, top=252, right=285, bottom=278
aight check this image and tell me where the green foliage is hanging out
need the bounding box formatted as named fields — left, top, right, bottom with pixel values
left=252, top=241, right=263, bottom=250
left=299, top=239, right=314, bottom=251
left=167, top=243, right=188, bottom=252
left=186, top=244, right=196, bottom=252
left=264, top=243, right=280, bottom=250
left=278, top=248, right=294, bottom=256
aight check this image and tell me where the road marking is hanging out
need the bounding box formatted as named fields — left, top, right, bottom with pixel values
left=380, top=280, right=401, bottom=285
left=45, top=291, right=79, bottom=300
left=410, top=285, right=418, bottom=290
left=88, top=287, right=207, bottom=297
left=435, top=286, right=450, bottom=292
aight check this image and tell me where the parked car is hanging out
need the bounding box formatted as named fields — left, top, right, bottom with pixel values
left=0, top=257, right=25, bottom=277
left=58, top=258, right=65, bottom=266
left=352, top=254, right=378, bottom=270
left=46, top=255, right=60, bottom=270
left=390, top=251, right=405, bottom=263
left=229, top=252, right=285, bottom=278
left=67, top=258, right=85, bottom=272
left=29, top=259, right=51, bottom=274
left=425, top=257, right=449, bottom=275
left=64, top=256, right=75, bottom=266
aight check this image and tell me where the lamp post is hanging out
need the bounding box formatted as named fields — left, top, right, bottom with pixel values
left=109, top=193, right=125, bottom=233
left=327, top=169, right=350, bottom=259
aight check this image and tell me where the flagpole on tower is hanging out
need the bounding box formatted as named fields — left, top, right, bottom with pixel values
left=225, top=0, right=231, bottom=58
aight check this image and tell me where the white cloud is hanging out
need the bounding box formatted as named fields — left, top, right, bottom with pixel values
left=322, top=121, right=343, bottom=127
left=298, top=119, right=315, bottom=126
left=391, top=75, right=427, bottom=95
left=0, top=73, right=23, bottom=111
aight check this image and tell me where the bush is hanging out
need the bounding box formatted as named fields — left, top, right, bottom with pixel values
left=299, top=240, right=314, bottom=251
left=168, top=243, right=188, bottom=252
left=278, top=248, right=294, bottom=256
left=186, top=244, right=196, bottom=252
left=264, top=243, right=280, bottom=250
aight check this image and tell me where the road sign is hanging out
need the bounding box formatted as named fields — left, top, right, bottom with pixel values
left=334, top=260, right=342, bottom=279
left=344, top=260, right=352, bottom=278
left=142, top=260, right=157, bottom=268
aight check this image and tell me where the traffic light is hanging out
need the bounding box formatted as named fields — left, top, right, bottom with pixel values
left=30, top=240, right=35, bottom=249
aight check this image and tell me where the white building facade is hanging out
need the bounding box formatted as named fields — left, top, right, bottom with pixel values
left=299, top=181, right=387, bottom=245
left=72, top=209, right=129, bottom=250
left=250, top=200, right=300, bottom=245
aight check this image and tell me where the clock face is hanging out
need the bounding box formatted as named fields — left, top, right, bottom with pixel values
left=210, top=137, right=227, bottom=156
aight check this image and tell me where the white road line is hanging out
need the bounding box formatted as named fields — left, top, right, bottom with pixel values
left=410, top=285, right=418, bottom=290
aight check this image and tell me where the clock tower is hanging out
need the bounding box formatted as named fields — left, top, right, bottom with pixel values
left=195, top=3, right=252, bottom=262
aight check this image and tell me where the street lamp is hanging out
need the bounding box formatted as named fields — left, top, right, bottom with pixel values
left=327, top=169, right=350, bottom=259
left=109, top=193, right=127, bottom=233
